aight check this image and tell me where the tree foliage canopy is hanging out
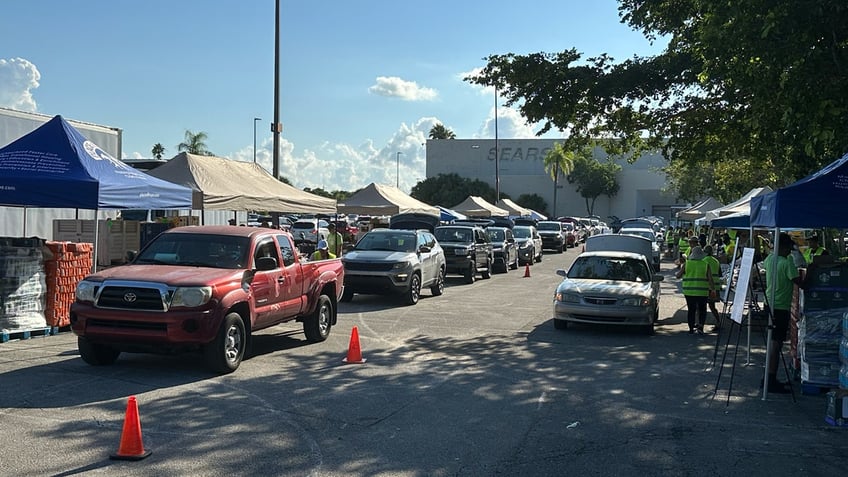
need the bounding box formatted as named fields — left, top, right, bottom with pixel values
left=177, top=130, right=214, bottom=156
left=411, top=173, right=499, bottom=207
left=566, top=155, right=622, bottom=216
left=467, top=0, right=848, bottom=200
left=428, top=124, right=457, bottom=140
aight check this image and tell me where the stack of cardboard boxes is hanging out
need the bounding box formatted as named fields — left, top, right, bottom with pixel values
left=43, top=241, right=93, bottom=328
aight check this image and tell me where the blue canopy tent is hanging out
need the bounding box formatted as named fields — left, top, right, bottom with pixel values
left=749, top=151, right=848, bottom=398
left=751, top=152, right=848, bottom=229
left=710, top=211, right=750, bottom=229
left=0, top=115, right=192, bottom=209
left=437, top=205, right=466, bottom=222
left=0, top=115, right=193, bottom=269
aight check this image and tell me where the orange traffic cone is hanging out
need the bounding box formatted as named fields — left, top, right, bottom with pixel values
left=523, top=263, right=531, bottom=278
left=110, top=396, right=152, bottom=461
left=342, top=326, right=366, bottom=364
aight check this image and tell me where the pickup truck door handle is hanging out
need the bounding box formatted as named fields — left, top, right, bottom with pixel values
left=277, top=277, right=285, bottom=284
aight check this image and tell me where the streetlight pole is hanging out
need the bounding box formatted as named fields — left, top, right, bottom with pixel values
left=494, top=84, right=500, bottom=201
left=253, top=117, right=261, bottom=163
left=396, top=151, right=403, bottom=188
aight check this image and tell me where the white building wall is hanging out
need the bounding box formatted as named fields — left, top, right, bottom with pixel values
left=426, top=139, right=680, bottom=222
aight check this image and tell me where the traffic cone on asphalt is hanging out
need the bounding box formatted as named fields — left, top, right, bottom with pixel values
left=342, top=326, right=366, bottom=364
left=110, top=396, right=152, bottom=461
left=523, top=263, right=531, bottom=278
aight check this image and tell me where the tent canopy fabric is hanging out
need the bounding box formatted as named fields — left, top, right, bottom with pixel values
left=751, top=152, right=848, bottom=228
left=451, top=196, right=509, bottom=217
left=147, top=152, right=336, bottom=213
left=495, top=198, right=531, bottom=217
left=704, top=186, right=773, bottom=222
left=709, top=211, right=750, bottom=229
left=676, top=197, right=723, bottom=221
left=337, top=183, right=438, bottom=216
left=0, top=115, right=192, bottom=209
left=437, top=206, right=466, bottom=221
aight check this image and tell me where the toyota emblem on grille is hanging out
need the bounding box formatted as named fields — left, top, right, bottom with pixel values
left=123, top=292, right=137, bottom=303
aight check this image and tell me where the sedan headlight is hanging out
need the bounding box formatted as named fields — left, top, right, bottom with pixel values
left=555, top=292, right=581, bottom=303
left=621, top=296, right=651, bottom=307
left=171, top=286, right=213, bottom=307
left=75, top=280, right=99, bottom=302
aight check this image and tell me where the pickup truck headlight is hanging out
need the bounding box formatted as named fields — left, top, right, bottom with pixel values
left=75, top=280, right=98, bottom=302
left=171, top=286, right=213, bottom=307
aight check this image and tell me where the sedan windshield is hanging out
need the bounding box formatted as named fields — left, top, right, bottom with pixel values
left=567, top=256, right=650, bottom=282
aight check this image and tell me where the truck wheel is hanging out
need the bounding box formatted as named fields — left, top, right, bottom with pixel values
left=481, top=258, right=492, bottom=279
left=464, top=262, right=476, bottom=284
left=204, top=312, right=246, bottom=374
left=340, top=287, right=354, bottom=302
left=403, top=273, right=421, bottom=306
left=78, top=337, right=120, bottom=366
left=430, top=267, right=445, bottom=296
left=304, top=294, right=332, bottom=342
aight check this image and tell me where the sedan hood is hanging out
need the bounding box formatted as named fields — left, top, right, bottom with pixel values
left=556, top=278, right=653, bottom=297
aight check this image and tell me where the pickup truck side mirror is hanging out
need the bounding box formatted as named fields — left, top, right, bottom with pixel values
left=418, top=245, right=431, bottom=253
left=255, top=256, right=278, bottom=271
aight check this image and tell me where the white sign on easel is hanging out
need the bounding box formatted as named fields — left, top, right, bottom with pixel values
left=730, top=248, right=755, bottom=324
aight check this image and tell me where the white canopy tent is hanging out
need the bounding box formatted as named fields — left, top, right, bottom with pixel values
left=337, top=183, right=438, bottom=216
left=676, top=197, right=723, bottom=221
left=702, top=187, right=772, bottom=223
left=495, top=198, right=531, bottom=217
left=451, top=196, right=509, bottom=217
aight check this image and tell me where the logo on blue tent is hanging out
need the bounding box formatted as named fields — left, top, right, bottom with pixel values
left=83, top=140, right=123, bottom=167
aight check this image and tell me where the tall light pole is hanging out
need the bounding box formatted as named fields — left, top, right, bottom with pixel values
left=396, top=151, right=403, bottom=188
left=494, top=84, right=500, bottom=201
left=272, top=0, right=281, bottom=179
left=253, top=117, right=261, bottom=163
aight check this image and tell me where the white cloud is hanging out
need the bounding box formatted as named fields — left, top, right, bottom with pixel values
left=474, top=106, right=540, bottom=139
left=0, top=57, right=40, bottom=111
left=368, top=76, right=437, bottom=101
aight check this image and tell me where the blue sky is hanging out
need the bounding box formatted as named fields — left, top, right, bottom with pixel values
left=1, top=0, right=664, bottom=193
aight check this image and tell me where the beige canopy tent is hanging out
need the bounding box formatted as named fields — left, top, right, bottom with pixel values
left=337, top=183, right=438, bottom=216
left=495, top=198, right=531, bottom=217
left=702, top=186, right=773, bottom=223
left=147, top=152, right=336, bottom=213
left=451, top=196, right=509, bottom=217
left=676, top=197, right=723, bottom=221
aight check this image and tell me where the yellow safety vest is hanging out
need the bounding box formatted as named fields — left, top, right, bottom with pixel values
left=682, top=258, right=710, bottom=297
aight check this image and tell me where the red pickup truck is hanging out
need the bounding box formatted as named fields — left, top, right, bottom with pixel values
left=70, top=225, right=344, bottom=374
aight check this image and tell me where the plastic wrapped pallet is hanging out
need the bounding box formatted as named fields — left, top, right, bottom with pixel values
left=799, top=310, right=844, bottom=387
left=0, top=237, right=47, bottom=331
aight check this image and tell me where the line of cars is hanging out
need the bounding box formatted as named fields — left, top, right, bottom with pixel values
left=551, top=216, right=666, bottom=335
left=339, top=214, right=545, bottom=304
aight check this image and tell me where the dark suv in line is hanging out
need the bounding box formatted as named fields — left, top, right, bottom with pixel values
left=487, top=226, right=518, bottom=273
left=536, top=220, right=566, bottom=253
left=434, top=225, right=493, bottom=284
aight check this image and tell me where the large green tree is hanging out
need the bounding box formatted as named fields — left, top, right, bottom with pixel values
left=411, top=173, right=497, bottom=207
left=515, top=193, right=548, bottom=217
left=467, top=0, right=848, bottom=199
left=567, top=156, right=622, bottom=216
left=177, top=130, right=214, bottom=156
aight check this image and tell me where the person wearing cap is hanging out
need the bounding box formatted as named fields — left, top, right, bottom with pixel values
left=310, top=240, right=336, bottom=261
left=802, top=235, right=828, bottom=264
left=676, top=236, right=716, bottom=334
left=326, top=222, right=345, bottom=257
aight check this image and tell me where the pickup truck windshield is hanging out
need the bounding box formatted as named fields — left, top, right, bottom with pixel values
left=135, top=234, right=251, bottom=269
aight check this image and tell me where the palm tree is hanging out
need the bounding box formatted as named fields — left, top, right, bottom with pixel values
left=543, top=143, right=579, bottom=217
left=151, top=143, right=165, bottom=159
left=428, top=123, right=456, bottom=140
left=177, top=130, right=213, bottom=156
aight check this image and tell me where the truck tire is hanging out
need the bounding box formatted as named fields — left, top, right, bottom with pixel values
left=304, top=294, right=332, bottom=342
left=430, top=267, right=445, bottom=296
left=204, top=312, right=246, bottom=374
left=78, top=337, right=120, bottom=366
left=403, top=273, right=421, bottom=306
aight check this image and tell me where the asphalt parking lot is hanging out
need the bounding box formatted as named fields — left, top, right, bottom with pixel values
left=0, top=246, right=845, bottom=476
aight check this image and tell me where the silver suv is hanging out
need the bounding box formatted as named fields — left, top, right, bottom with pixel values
left=290, top=219, right=330, bottom=244
left=340, top=229, right=446, bottom=305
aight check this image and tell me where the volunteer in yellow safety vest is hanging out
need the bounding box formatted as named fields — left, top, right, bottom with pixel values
left=802, top=235, right=828, bottom=264
left=676, top=236, right=716, bottom=334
